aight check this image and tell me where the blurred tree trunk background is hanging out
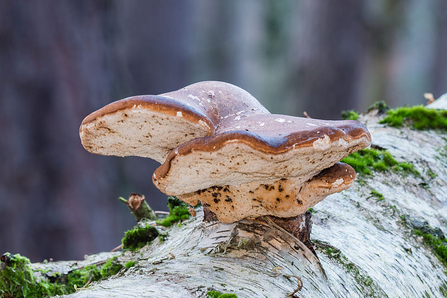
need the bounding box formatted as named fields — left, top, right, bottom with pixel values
left=0, top=0, right=446, bottom=262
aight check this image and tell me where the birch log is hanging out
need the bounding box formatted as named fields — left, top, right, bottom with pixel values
left=33, top=105, right=447, bottom=297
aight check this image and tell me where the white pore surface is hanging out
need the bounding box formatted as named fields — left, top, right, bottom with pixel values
left=80, top=106, right=211, bottom=163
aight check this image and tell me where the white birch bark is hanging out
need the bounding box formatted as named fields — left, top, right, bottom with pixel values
left=33, top=105, right=447, bottom=297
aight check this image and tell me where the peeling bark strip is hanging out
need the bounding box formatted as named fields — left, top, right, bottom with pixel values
left=205, top=207, right=316, bottom=255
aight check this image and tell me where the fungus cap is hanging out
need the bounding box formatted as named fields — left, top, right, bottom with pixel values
left=79, top=81, right=266, bottom=163
left=153, top=114, right=371, bottom=195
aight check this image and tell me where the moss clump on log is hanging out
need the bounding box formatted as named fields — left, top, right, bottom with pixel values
left=341, top=110, right=360, bottom=120
left=156, top=196, right=190, bottom=227
left=341, top=148, right=419, bottom=176
left=379, top=105, right=447, bottom=130
left=122, top=225, right=159, bottom=251
left=0, top=254, right=123, bottom=297
left=367, top=100, right=390, bottom=114
left=207, top=290, right=238, bottom=298
left=313, top=241, right=384, bottom=297
left=370, top=190, right=385, bottom=201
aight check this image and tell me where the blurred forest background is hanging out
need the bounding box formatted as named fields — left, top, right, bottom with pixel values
left=0, top=0, right=446, bottom=262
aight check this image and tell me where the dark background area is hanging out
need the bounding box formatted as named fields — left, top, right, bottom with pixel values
left=0, top=0, right=446, bottom=262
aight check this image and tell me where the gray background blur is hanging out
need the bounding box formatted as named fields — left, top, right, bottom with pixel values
left=0, top=0, right=446, bottom=262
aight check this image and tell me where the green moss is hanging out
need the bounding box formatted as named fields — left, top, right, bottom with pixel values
left=341, top=110, right=360, bottom=120
left=207, top=290, right=238, bottom=298
left=414, top=228, right=447, bottom=267
left=313, top=241, right=385, bottom=296
left=308, top=207, right=316, bottom=213
left=400, top=214, right=408, bottom=224
left=367, top=101, right=389, bottom=114
left=158, top=232, right=168, bottom=244
left=370, top=190, right=385, bottom=201
left=125, top=261, right=135, bottom=269
left=0, top=254, right=124, bottom=297
left=427, top=169, right=437, bottom=179
left=379, top=105, right=447, bottom=130
left=122, top=225, right=159, bottom=251
left=440, top=282, right=447, bottom=297
left=100, top=257, right=123, bottom=277
left=341, top=148, right=420, bottom=176
left=156, top=196, right=190, bottom=227
left=389, top=205, right=398, bottom=215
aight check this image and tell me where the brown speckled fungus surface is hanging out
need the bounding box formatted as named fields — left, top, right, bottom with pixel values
left=80, top=81, right=371, bottom=223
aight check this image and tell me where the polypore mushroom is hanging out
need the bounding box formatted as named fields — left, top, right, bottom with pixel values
left=80, top=81, right=371, bottom=224
left=153, top=113, right=370, bottom=222
left=80, top=81, right=267, bottom=163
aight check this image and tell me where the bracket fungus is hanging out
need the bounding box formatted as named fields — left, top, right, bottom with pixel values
left=80, top=81, right=371, bottom=223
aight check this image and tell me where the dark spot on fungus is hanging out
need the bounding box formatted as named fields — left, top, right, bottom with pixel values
left=297, top=199, right=303, bottom=205
left=276, top=198, right=280, bottom=202
left=225, top=196, right=232, bottom=202
left=214, top=198, right=221, bottom=203
left=278, top=185, right=284, bottom=192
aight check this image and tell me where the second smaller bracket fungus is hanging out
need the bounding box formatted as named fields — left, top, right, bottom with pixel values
left=153, top=113, right=371, bottom=223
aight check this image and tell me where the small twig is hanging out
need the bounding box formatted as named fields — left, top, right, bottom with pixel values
left=111, top=244, right=123, bottom=252
left=284, top=274, right=303, bottom=297
left=155, top=211, right=169, bottom=215
left=303, top=111, right=311, bottom=119
left=80, top=274, right=94, bottom=289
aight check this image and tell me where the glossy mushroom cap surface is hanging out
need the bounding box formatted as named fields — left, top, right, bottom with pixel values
left=153, top=114, right=370, bottom=195
left=79, top=81, right=266, bottom=163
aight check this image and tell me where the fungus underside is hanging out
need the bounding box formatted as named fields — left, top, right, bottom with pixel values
left=341, top=148, right=419, bottom=176
left=0, top=254, right=123, bottom=297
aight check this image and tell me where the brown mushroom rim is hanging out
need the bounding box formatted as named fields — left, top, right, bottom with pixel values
left=310, top=162, right=356, bottom=187
left=80, top=95, right=215, bottom=134
left=155, top=118, right=371, bottom=179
